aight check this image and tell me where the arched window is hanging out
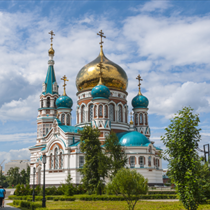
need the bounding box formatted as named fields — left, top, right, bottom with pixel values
left=99, top=105, right=103, bottom=117
left=118, top=105, right=122, bottom=122
left=135, top=114, right=138, bottom=125
left=140, top=113, right=143, bottom=125
left=145, top=114, right=148, bottom=125
left=47, top=97, right=50, bottom=108
left=139, top=156, right=144, bottom=168
left=59, top=152, right=63, bottom=169
left=130, top=156, right=135, bottom=168
left=79, top=156, right=84, bottom=168
left=148, top=156, right=152, bottom=167
left=109, top=104, right=115, bottom=121
left=61, top=114, right=65, bottom=125
left=54, top=98, right=57, bottom=108
left=81, top=106, right=85, bottom=123
left=50, top=154, right=53, bottom=169
left=54, top=148, right=59, bottom=169
left=89, top=104, right=93, bottom=121
left=67, top=114, right=70, bottom=126
left=46, top=128, right=48, bottom=135
left=105, top=105, right=108, bottom=118
left=94, top=105, right=97, bottom=117
left=41, top=99, right=43, bottom=108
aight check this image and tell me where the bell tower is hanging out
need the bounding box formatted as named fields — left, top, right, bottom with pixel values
left=37, top=31, right=59, bottom=143
left=131, top=74, right=151, bottom=139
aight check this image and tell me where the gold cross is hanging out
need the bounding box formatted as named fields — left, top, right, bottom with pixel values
left=97, top=30, right=106, bottom=48
left=97, top=62, right=105, bottom=85
left=49, top=30, right=55, bottom=43
left=136, top=74, right=143, bottom=95
left=61, top=75, right=69, bottom=96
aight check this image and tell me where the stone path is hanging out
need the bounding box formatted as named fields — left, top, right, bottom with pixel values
left=2, top=200, right=20, bottom=209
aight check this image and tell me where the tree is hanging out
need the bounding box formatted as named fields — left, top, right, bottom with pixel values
left=78, top=126, right=108, bottom=194
left=161, top=107, right=202, bottom=210
left=61, top=174, right=75, bottom=196
left=108, top=168, right=148, bottom=210
left=104, top=131, right=127, bottom=179
left=6, top=167, right=20, bottom=186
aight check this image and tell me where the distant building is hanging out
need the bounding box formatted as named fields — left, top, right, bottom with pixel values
left=4, top=160, right=29, bottom=175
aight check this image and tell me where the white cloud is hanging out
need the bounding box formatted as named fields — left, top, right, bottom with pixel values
left=0, top=132, right=36, bottom=142
left=146, top=81, right=210, bottom=118
left=139, top=0, right=170, bottom=12
left=123, top=15, right=210, bottom=69
left=0, top=148, right=31, bottom=168
left=0, top=94, right=39, bottom=122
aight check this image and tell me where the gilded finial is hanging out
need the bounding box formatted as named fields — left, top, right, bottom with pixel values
left=48, top=30, right=55, bottom=55
left=130, top=112, right=133, bottom=125
left=61, top=75, right=69, bottom=96
left=136, top=74, right=143, bottom=95
left=97, top=30, right=106, bottom=62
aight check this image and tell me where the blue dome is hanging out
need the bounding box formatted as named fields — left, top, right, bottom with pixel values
left=132, top=94, right=149, bottom=108
left=56, top=95, right=73, bottom=109
left=117, top=131, right=150, bottom=147
left=91, top=84, right=110, bottom=100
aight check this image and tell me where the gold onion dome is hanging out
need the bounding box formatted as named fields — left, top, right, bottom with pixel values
left=48, top=44, right=55, bottom=55
left=76, top=49, right=128, bottom=92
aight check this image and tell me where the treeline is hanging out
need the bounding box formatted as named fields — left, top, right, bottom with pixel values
left=0, top=166, right=30, bottom=188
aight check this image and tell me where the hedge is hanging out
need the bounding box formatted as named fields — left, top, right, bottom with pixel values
left=13, top=200, right=42, bottom=210
left=148, top=191, right=176, bottom=195
left=9, top=194, right=177, bottom=201
left=78, top=194, right=178, bottom=201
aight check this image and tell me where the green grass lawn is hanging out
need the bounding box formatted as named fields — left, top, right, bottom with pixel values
left=8, top=200, right=210, bottom=210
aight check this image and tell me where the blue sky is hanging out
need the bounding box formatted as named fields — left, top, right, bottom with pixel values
left=0, top=0, right=210, bottom=169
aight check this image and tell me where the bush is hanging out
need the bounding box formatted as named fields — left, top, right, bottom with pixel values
left=148, top=191, right=176, bottom=195
left=53, top=196, right=75, bottom=201
left=13, top=200, right=42, bottom=210
left=77, top=194, right=177, bottom=201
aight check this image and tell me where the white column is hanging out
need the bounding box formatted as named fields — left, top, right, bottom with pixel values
left=50, top=99, right=54, bottom=107
left=79, top=109, right=81, bottom=124
left=43, top=99, right=47, bottom=107
left=137, top=113, right=140, bottom=126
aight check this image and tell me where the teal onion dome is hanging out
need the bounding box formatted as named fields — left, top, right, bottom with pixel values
left=91, top=84, right=110, bottom=100
left=116, top=131, right=150, bottom=147
left=56, top=95, right=73, bottom=109
left=132, top=94, right=149, bottom=109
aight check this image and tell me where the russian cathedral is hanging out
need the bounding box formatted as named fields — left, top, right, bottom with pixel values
left=29, top=30, right=163, bottom=186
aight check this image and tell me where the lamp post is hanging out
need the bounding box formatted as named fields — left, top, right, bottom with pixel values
left=42, top=154, right=46, bottom=208
left=32, top=167, right=35, bottom=202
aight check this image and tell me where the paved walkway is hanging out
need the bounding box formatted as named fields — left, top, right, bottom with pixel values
left=2, top=200, right=20, bottom=209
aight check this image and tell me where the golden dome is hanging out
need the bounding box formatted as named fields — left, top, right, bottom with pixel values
left=76, top=49, right=128, bottom=92
left=48, top=44, right=55, bottom=55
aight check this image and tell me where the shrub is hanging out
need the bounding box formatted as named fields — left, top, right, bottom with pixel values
left=148, top=191, right=176, bottom=195
left=13, top=200, right=42, bottom=210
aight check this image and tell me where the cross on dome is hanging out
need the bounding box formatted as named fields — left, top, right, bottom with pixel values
left=97, top=30, right=106, bottom=48
left=48, top=30, right=55, bottom=56
left=49, top=30, right=55, bottom=44
left=136, top=74, right=143, bottom=95
left=61, top=75, right=69, bottom=96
